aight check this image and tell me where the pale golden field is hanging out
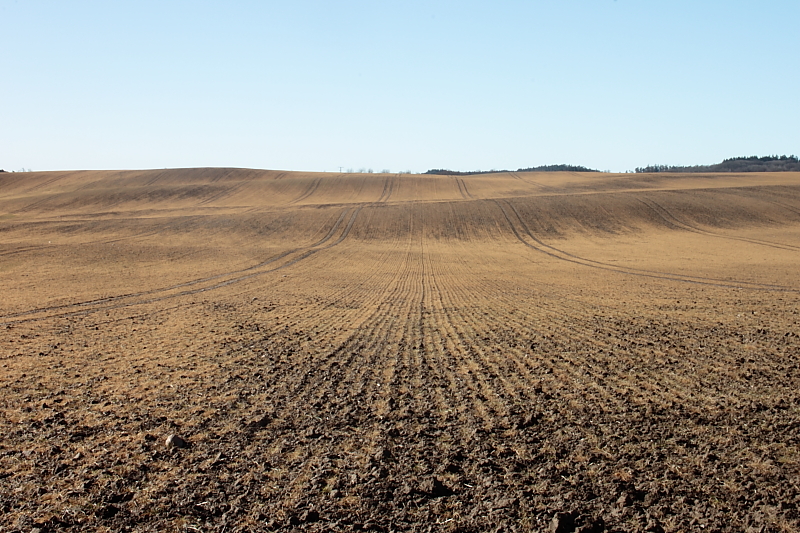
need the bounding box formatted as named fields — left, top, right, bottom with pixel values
left=1, top=169, right=799, bottom=532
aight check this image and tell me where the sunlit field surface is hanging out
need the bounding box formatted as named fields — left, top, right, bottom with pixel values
left=2, top=169, right=799, bottom=532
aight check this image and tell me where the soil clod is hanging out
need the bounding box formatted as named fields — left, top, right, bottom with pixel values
left=165, top=434, right=188, bottom=449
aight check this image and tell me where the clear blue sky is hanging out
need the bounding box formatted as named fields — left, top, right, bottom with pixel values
left=2, top=1, right=798, bottom=173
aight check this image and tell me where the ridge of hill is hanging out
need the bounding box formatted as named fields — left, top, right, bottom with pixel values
left=2, top=168, right=799, bottom=230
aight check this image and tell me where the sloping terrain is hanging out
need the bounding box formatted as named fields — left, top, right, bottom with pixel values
left=1, top=169, right=799, bottom=532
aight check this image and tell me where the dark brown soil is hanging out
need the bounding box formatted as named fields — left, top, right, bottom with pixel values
left=2, top=169, right=799, bottom=532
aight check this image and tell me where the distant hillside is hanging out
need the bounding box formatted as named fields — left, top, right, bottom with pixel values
left=516, top=164, right=599, bottom=173
left=425, top=164, right=598, bottom=175
left=635, top=155, right=800, bottom=173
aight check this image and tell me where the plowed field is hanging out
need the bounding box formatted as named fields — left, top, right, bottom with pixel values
left=1, top=169, right=799, bottom=532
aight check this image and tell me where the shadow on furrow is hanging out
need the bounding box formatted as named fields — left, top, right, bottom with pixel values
left=496, top=199, right=798, bottom=292
left=0, top=208, right=361, bottom=324
left=636, top=196, right=800, bottom=252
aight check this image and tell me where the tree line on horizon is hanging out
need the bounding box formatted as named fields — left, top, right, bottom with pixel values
left=4, top=155, right=797, bottom=175
left=425, top=155, right=799, bottom=175
left=634, top=155, right=799, bottom=173
left=424, top=164, right=599, bottom=175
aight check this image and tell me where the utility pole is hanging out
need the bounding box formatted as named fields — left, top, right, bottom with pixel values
left=339, top=166, right=343, bottom=173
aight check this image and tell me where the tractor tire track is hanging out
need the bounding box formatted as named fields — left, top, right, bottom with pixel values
left=459, top=177, right=474, bottom=199
left=496, top=199, right=799, bottom=292
left=289, top=176, right=324, bottom=205
left=376, top=174, right=395, bottom=203
left=510, top=171, right=562, bottom=193
left=440, top=242, right=626, bottom=413
left=250, top=235, right=420, bottom=508
left=443, top=246, right=790, bottom=413
left=0, top=208, right=360, bottom=325
left=256, top=247, right=414, bottom=507
left=0, top=217, right=209, bottom=258
left=197, top=179, right=250, bottom=206
left=637, top=196, right=800, bottom=252
left=453, top=176, right=473, bottom=200
left=433, top=244, right=699, bottom=416
left=421, top=246, right=517, bottom=432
